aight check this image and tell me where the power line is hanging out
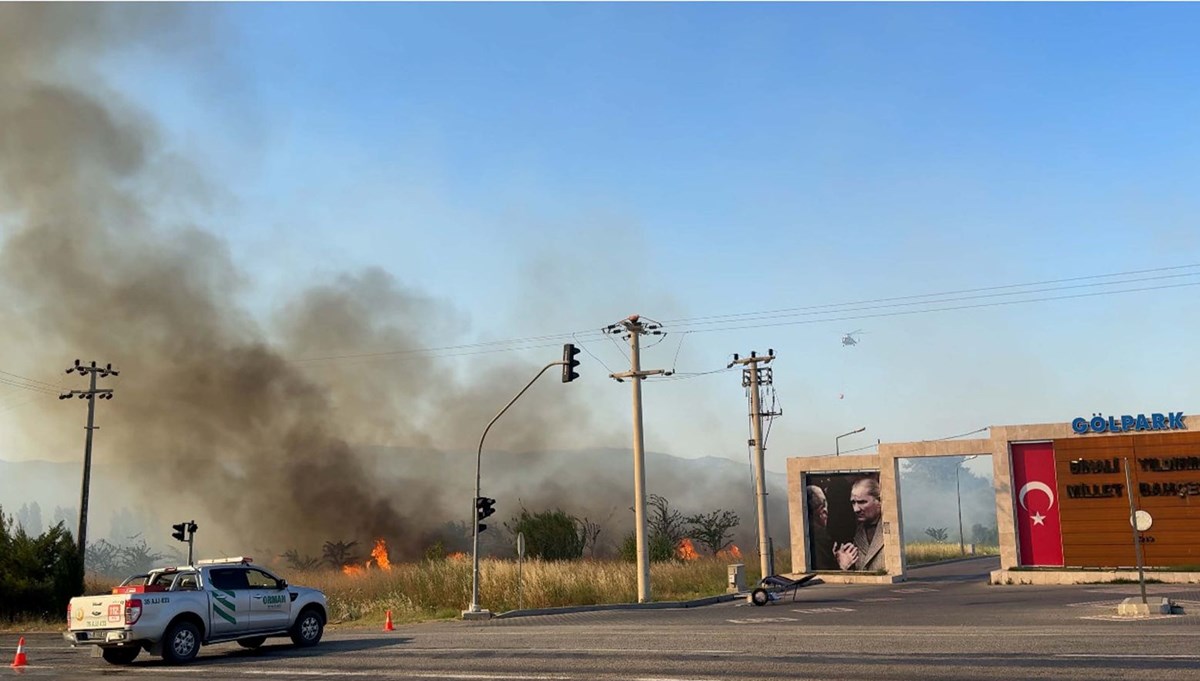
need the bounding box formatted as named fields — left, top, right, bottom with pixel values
left=656, top=367, right=733, bottom=381
left=839, top=441, right=880, bottom=455
left=928, top=427, right=990, bottom=441
left=666, top=272, right=1200, bottom=332
left=667, top=280, right=1200, bottom=335
left=659, top=263, right=1200, bottom=327
left=573, top=332, right=617, bottom=376
left=289, top=329, right=608, bottom=364
left=0, top=368, right=62, bottom=390
left=0, top=392, right=57, bottom=415
left=0, top=376, right=59, bottom=395
left=283, top=265, right=1200, bottom=366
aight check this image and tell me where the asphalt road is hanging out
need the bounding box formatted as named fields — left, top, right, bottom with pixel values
left=6, top=558, right=1199, bottom=680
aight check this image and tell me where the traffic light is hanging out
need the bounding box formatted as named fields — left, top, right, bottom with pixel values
left=562, top=343, right=581, bottom=383
left=476, top=497, right=496, bottom=533
left=171, top=521, right=198, bottom=564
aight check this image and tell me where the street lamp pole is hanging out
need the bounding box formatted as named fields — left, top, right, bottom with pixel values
left=464, top=360, right=563, bottom=620
left=956, top=455, right=978, bottom=555
left=835, top=427, right=866, bottom=457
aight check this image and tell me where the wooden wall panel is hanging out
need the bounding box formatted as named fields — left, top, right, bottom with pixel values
left=1054, top=431, right=1200, bottom=568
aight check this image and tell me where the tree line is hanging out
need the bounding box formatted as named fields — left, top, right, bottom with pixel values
left=0, top=505, right=82, bottom=621
left=280, top=494, right=741, bottom=569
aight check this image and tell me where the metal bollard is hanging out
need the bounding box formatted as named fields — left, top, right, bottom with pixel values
left=727, top=563, right=745, bottom=593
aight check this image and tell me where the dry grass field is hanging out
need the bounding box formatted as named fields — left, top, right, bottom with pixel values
left=5, top=544, right=1004, bottom=632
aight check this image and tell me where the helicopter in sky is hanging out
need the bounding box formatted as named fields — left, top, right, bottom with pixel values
left=841, top=330, right=865, bottom=347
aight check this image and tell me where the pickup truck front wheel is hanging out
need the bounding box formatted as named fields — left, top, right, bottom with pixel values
left=101, top=645, right=140, bottom=665
left=161, top=619, right=202, bottom=664
left=290, top=607, right=324, bottom=647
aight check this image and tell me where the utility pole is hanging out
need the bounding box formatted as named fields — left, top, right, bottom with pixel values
left=59, top=359, right=119, bottom=577
left=606, top=315, right=669, bottom=603
left=729, top=350, right=779, bottom=580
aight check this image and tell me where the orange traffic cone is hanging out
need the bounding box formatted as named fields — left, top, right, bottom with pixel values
left=383, top=610, right=395, bottom=632
left=10, top=636, right=28, bottom=668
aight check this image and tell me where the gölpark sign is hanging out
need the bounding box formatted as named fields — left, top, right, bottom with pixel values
left=1012, top=415, right=1199, bottom=568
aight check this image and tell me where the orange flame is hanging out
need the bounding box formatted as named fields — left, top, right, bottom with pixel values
left=372, top=538, right=391, bottom=571
left=676, top=538, right=700, bottom=561
left=717, top=544, right=743, bottom=559
left=447, top=551, right=468, bottom=561
left=342, top=538, right=392, bottom=576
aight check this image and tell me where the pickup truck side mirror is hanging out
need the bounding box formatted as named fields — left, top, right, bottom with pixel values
left=277, top=579, right=288, bottom=589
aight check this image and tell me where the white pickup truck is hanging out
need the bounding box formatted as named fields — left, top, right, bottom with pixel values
left=63, top=556, right=329, bottom=665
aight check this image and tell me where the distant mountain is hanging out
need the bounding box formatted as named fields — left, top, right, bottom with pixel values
left=0, top=448, right=790, bottom=558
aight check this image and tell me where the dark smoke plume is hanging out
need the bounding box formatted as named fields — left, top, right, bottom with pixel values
left=0, top=5, right=778, bottom=562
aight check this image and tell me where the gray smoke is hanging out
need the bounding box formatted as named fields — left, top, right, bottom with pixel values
left=0, top=5, right=773, bottom=562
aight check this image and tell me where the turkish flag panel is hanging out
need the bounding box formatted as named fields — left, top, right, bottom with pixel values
left=1011, top=442, right=1064, bottom=566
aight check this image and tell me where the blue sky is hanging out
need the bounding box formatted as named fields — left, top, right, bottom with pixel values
left=4, top=3, right=1199, bottom=476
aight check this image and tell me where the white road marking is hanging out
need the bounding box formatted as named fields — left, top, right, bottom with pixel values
left=891, top=587, right=937, bottom=593
left=1057, top=653, right=1200, bottom=659
left=633, top=678, right=726, bottom=681
left=725, top=616, right=798, bottom=624
left=855, top=597, right=902, bottom=602
left=1078, top=614, right=1177, bottom=621
left=136, top=671, right=574, bottom=680
left=400, top=647, right=741, bottom=655
left=791, top=607, right=855, bottom=614
left=135, top=670, right=728, bottom=681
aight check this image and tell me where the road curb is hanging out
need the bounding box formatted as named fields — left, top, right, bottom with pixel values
left=909, top=555, right=999, bottom=569
left=491, top=593, right=743, bottom=619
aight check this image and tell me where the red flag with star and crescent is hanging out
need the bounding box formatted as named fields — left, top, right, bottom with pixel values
left=1011, top=442, right=1064, bottom=566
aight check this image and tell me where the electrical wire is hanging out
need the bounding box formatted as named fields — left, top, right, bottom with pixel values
left=743, top=387, right=761, bottom=555
left=762, top=384, right=780, bottom=448
left=605, top=331, right=631, bottom=365
left=0, top=369, right=62, bottom=390
left=283, top=264, right=1200, bottom=366
left=665, top=280, right=1200, bottom=336
left=0, top=392, right=57, bottom=415
left=839, top=441, right=880, bottom=455
left=656, top=367, right=734, bottom=382
left=669, top=332, right=689, bottom=374
left=0, top=375, right=59, bottom=395
left=573, top=332, right=617, bottom=376
left=928, top=427, right=990, bottom=441
left=289, top=328, right=608, bottom=364
left=666, top=272, right=1200, bottom=331
left=658, top=263, right=1200, bottom=327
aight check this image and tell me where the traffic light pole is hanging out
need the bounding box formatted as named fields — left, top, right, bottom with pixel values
left=172, top=520, right=199, bottom=565
left=465, top=360, right=565, bottom=620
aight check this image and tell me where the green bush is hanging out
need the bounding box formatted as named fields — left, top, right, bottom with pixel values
left=506, top=508, right=584, bottom=560
left=0, top=506, right=83, bottom=621
left=618, top=531, right=675, bottom=563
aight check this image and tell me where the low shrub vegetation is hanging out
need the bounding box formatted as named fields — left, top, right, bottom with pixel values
left=905, top=542, right=999, bottom=565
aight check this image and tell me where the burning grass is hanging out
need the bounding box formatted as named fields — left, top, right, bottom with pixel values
left=297, top=548, right=787, bottom=626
